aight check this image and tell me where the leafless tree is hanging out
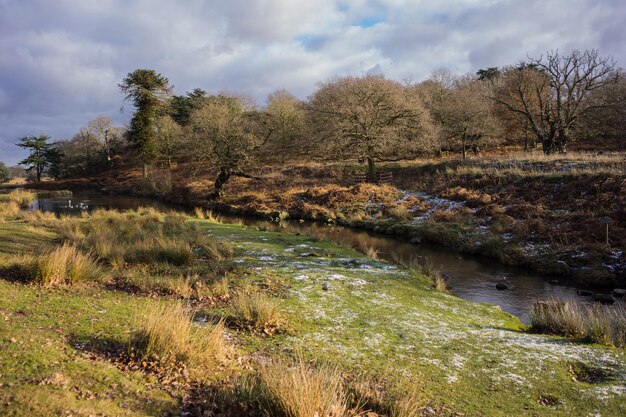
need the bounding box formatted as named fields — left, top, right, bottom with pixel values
left=494, top=50, right=619, bottom=154
left=188, top=95, right=272, bottom=199
left=258, top=89, right=308, bottom=163
left=306, top=75, right=437, bottom=176
left=420, top=74, right=501, bottom=159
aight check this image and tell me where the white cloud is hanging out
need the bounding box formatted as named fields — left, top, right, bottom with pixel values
left=1, top=0, right=624, bottom=165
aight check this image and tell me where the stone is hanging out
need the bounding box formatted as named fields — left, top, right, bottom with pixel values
left=410, top=237, right=422, bottom=244
left=496, top=282, right=508, bottom=291
left=322, top=282, right=330, bottom=291
left=577, top=289, right=593, bottom=297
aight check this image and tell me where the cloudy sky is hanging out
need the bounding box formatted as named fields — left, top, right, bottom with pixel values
left=1, top=0, right=624, bottom=165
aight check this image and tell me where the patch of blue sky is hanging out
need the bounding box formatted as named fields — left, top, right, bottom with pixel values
left=295, top=34, right=326, bottom=50
left=356, top=17, right=384, bottom=28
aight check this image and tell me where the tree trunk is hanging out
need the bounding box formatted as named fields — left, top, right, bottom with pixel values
left=366, top=156, right=376, bottom=178
left=142, top=163, right=149, bottom=178
left=211, top=167, right=231, bottom=200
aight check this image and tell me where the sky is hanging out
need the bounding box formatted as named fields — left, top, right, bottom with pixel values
left=1, top=0, right=625, bottom=165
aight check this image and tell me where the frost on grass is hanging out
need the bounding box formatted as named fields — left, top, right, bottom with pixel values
left=210, top=224, right=626, bottom=404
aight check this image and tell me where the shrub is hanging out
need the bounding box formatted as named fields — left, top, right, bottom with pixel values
left=36, top=244, right=104, bottom=287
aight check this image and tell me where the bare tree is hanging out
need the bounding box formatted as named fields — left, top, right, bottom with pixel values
left=307, top=75, right=436, bottom=176
left=258, top=89, right=307, bottom=163
left=81, top=115, right=123, bottom=166
left=494, top=50, right=619, bottom=154
left=154, top=115, right=187, bottom=169
left=421, top=74, right=501, bottom=159
left=188, top=95, right=271, bottom=199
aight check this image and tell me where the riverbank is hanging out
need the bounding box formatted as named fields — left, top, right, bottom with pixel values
left=27, top=153, right=626, bottom=287
left=1, top=198, right=625, bottom=416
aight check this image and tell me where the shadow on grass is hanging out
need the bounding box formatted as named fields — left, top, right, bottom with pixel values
left=0, top=264, right=35, bottom=284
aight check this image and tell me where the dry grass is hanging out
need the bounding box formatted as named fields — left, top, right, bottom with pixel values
left=133, top=302, right=228, bottom=372
left=398, top=257, right=449, bottom=293
left=56, top=209, right=232, bottom=268
left=258, top=356, right=348, bottom=417
left=385, top=206, right=412, bottom=222
left=0, top=190, right=36, bottom=208
left=230, top=290, right=284, bottom=333
left=0, top=201, right=20, bottom=221
left=19, top=209, right=58, bottom=226
left=36, top=244, right=104, bottom=287
left=530, top=298, right=626, bottom=348
left=442, top=187, right=492, bottom=207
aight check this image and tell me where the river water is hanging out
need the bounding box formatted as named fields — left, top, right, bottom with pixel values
left=32, top=191, right=622, bottom=323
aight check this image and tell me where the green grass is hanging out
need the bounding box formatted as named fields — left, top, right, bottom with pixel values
left=195, top=220, right=626, bottom=417
left=1, top=213, right=625, bottom=416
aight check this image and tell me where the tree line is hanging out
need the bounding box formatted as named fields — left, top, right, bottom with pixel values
left=10, top=49, right=625, bottom=194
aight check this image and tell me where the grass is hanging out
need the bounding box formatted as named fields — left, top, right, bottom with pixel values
left=0, top=200, right=20, bottom=220
left=230, top=290, right=284, bottom=333
left=36, top=244, right=104, bottom=287
left=1, top=207, right=626, bottom=416
left=0, top=190, right=36, bottom=208
left=258, top=356, right=348, bottom=417
left=132, top=302, right=228, bottom=374
left=55, top=209, right=233, bottom=267
left=530, top=299, right=626, bottom=348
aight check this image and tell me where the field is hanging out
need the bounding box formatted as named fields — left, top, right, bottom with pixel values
left=1, top=192, right=625, bottom=416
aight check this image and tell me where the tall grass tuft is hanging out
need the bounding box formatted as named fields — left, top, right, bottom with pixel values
left=530, top=298, right=626, bottom=348
left=133, top=302, right=227, bottom=372
left=259, top=356, right=348, bottom=417
left=0, top=190, right=36, bottom=208
left=55, top=209, right=232, bottom=268
left=36, top=244, right=104, bottom=287
left=0, top=201, right=20, bottom=221
left=230, top=291, right=283, bottom=333
left=19, top=210, right=57, bottom=226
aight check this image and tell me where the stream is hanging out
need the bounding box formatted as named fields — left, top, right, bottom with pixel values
left=32, top=191, right=623, bottom=323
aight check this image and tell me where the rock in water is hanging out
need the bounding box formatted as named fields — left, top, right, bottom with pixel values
left=577, top=289, right=593, bottom=297
left=496, top=282, right=508, bottom=291
left=612, top=289, right=626, bottom=299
